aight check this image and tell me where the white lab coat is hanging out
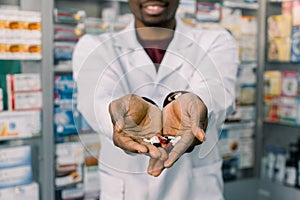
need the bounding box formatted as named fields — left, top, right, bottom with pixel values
left=73, top=18, right=239, bottom=200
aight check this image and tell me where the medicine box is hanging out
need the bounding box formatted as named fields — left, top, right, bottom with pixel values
left=227, top=105, right=256, bottom=122
left=54, top=8, right=86, bottom=24
left=0, top=165, right=32, bottom=189
left=268, top=14, right=292, bottom=39
left=278, top=97, right=298, bottom=125
left=8, top=91, right=42, bottom=111
left=0, top=182, right=39, bottom=200
left=56, top=142, right=84, bottom=165
left=0, top=145, right=31, bottom=169
left=264, top=97, right=280, bottom=123
left=291, top=26, right=300, bottom=62
left=6, top=73, right=41, bottom=92
left=56, top=142, right=84, bottom=187
left=60, top=184, right=84, bottom=200
left=281, top=71, right=298, bottom=97
left=264, top=70, right=281, bottom=98
left=196, top=2, right=221, bottom=22
left=293, top=0, right=300, bottom=26
left=54, top=75, right=76, bottom=94
left=219, top=124, right=254, bottom=169
left=54, top=108, right=79, bottom=135
left=54, top=41, right=76, bottom=61
left=268, top=38, right=291, bottom=62
left=0, top=111, right=41, bottom=139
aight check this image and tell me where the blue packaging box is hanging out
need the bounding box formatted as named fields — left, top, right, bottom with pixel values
left=291, top=26, right=300, bottom=62
left=0, top=146, right=31, bottom=169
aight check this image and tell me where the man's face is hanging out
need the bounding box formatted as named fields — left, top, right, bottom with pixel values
left=128, top=0, right=179, bottom=28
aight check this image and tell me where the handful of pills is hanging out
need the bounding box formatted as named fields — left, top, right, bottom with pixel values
left=143, top=135, right=181, bottom=152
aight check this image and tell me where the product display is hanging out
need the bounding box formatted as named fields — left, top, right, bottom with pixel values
left=264, top=70, right=300, bottom=125
left=0, top=8, right=41, bottom=60
left=0, top=0, right=299, bottom=199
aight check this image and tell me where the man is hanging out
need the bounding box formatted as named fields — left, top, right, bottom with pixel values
left=73, top=0, right=239, bottom=199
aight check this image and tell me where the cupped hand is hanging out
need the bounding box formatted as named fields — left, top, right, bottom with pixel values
left=109, top=94, right=165, bottom=160
left=162, top=92, right=208, bottom=168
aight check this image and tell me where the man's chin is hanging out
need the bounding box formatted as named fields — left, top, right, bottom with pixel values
left=141, top=19, right=169, bottom=27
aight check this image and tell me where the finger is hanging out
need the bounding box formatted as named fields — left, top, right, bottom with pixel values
left=191, top=125, right=206, bottom=142
left=147, top=158, right=165, bottom=177
left=158, top=147, right=168, bottom=161
left=140, top=141, right=161, bottom=159
left=113, top=133, right=148, bottom=153
left=164, top=132, right=194, bottom=168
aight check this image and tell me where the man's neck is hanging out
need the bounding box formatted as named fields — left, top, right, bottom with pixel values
left=135, top=20, right=176, bottom=41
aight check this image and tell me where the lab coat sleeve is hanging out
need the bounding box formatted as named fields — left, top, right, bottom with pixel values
left=73, top=34, right=125, bottom=140
left=189, top=30, right=239, bottom=126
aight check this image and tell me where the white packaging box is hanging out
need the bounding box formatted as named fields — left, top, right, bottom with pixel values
left=219, top=125, right=254, bottom=158
left=6, top=73, right=41, bottom=92
left=0, top=165, right=32, bottom=189
left=8, top=91, right=42, bottom=111
left=0, top=182, right=39, bottom=200
left=56, top=142, right=84, bottom=165
left=56, top=142, right=84, bottom=187
left=61, top=184, right=84, bottom=200
left=0, top=111, right=41, bottom=139
left=0, top=145, right=31, bottom=169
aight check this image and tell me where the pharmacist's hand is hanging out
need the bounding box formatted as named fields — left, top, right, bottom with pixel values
left=109, top=94, right=163, bottom=159
left=162, top=92, right=208, bottom=168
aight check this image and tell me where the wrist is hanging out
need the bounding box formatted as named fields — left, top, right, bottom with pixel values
left=163, top=91, right=189, bottom=107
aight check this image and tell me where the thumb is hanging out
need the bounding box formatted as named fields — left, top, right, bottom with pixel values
left=109, top=102, right=126, bottom=133
left=191, top=112, right=206, bottom=142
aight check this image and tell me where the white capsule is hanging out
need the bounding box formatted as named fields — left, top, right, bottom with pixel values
left=150, top=136, right=160, bottom=144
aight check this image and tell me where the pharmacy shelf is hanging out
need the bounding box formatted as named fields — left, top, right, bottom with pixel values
left=0, top=0, right=54, bottom=199
left=265, top=62, right=300, bottom=70
left=0, top=135, right=41, bottom=142
left=223, top=0, right=259, bottom=10
left=263, top=121, right=300, bottom=128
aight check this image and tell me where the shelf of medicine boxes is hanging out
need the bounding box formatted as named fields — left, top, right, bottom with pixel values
left=223, top=0, right=259, bottom=10
left=0, top=1, right=55, bottom=200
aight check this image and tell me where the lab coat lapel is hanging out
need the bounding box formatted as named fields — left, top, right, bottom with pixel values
left=157, top=20, right=194, bottom=82
left=112, top=21, right=157, bottom=81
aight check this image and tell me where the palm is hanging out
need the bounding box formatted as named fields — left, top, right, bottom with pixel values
left=121, top=100, right=162, bottom=138
left=109, top=94, right=162, bottom=156
left=163, top=100, right=193, bottom=136
left=162, top=93, right=207, bottom=168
